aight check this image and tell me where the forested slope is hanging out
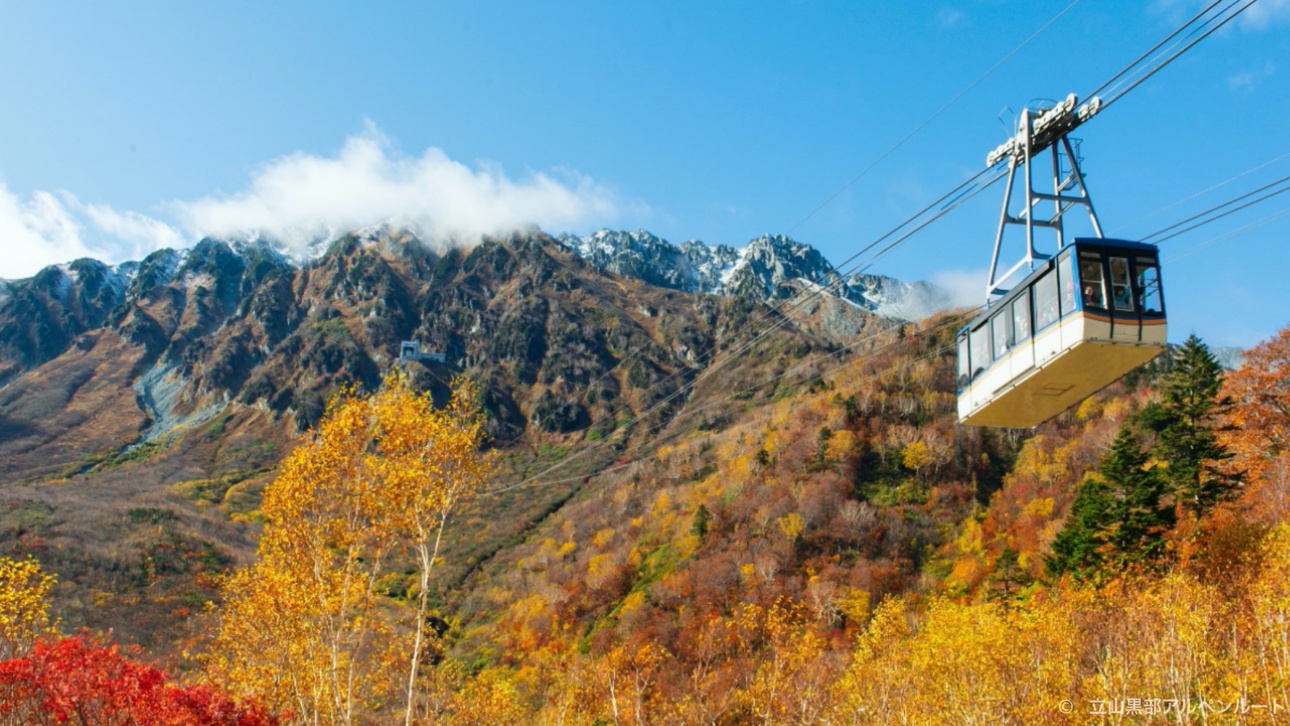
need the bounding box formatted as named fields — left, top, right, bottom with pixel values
left=2, top=228, right=1289, bottom=723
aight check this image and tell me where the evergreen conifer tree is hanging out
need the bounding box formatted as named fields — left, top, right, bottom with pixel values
left=1102, top=425, right=1175, bottom=568
left=1156, top=334, right=1241, bottom=519
left=1045, top=474, right=1113, bottom=580
left=690, top=503, right=711, bottom=538
left=988, top=545, right=1028, bottom=602
left=1046, top=425, right=1176, bottom=580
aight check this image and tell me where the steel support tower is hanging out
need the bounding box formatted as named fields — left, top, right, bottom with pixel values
left=985, top=93, right=1104, bottom=301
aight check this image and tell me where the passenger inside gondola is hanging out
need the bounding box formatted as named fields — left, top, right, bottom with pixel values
left=1109, top=257, right=1134, bottom=310
left=1079, top=259, right=1105, bottom=308
left=1137, top=264, right=1162, bottom=314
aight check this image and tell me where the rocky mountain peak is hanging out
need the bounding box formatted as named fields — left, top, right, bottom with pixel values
left=560, top=228, right=953, bottom=319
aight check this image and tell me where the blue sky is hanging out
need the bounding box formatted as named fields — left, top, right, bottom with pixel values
left=1, top=1, right=1288, bottom=347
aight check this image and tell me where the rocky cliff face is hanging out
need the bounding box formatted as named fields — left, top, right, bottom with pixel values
left=0, top=222, right=968, bottom=485
left=0, top=258, right=134, bottom=385
left=0, top=228, right=852, bottom=483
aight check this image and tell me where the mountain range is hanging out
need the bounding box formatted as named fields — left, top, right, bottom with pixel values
left=0, top=226, right=953, bottom=460
left=558, top=228, right=955, bottom=320
left=0, top=225, right=910, bottom=643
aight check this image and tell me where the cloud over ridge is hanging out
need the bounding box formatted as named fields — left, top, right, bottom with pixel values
left=173, top=127, right=622, bottom=255
left=0, top=185, right=107, bottom=278
left=0, top=125, right=623, bottom=278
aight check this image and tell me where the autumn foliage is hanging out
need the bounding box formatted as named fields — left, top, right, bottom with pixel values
left=1220, top=325, right=1290, bottom=520
left=0, top=633, right=277, bottom=726
left=0, top=555, right=57, bottom=661
left=206, top=372, right=491, bottom=724
left=11, top=316, right=1290, bottom=724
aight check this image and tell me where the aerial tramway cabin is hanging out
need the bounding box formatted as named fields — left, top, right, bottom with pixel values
left=953, top=93, right=1169, bottom=428
left=955, top=238, right=1166, bottom=427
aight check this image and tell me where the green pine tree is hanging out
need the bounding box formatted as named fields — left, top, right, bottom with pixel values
left=1101, top=425, right=1175, bottom=569
left=690, top=503, right=711, bottom=538
left=988, top=545, right=1028, bottom=602
left=1156, top=334, right=1241, bottom=519
left=1045, top=475, right=1113, bottom=581
left=1046, top=426, right=1176, bottom=580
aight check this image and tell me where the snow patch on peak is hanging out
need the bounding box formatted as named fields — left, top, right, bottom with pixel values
left=1211, top=346, right=1246, bottom=371
left=562, top=228, right=956, bottom=321
left=113, top=261, right=140, bottom=282
left=57, top=263, right=80, bottom=286
left=717, top=246, right=749, bottom=288
left=49, top=265, right=75, bottom=301
left=843, top=273, right=956, bottom=321
left=349, top=222, right=398, bottom=247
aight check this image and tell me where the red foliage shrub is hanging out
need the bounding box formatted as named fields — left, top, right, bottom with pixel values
left=0, top=633, right=278, bottom=726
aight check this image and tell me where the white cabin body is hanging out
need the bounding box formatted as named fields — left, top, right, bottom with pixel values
left=956, top=239, right=1167, bottom=428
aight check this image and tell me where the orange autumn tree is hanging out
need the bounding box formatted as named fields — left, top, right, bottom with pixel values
left=206, top=372, right=491, bottom=725
left=1220, top=325, right=1290, bottom=520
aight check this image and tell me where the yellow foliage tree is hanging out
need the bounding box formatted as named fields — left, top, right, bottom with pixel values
left=423, top=663, right=530, bottom=726
left=0, top=555, right=58, bottom=660
left=776, top=512, right=805, bottom=542
left=1085, top=573, right=1229, bottom=719
left=1247, top=524, right=1290, bottom=710
left=368, top=376, right=491, bottom=724
left=901, top=440, right=931, bottom=477
left=836, top=587, right=871, bottom=627
left=592, top=640, right=667, bottom=725
left=825, top=429, right=857, bottom=464
left=828, top=595, right=913, bottom=723
left=206, top=373, right=491, bottom=725
left=829, top=591, right=1085, bottom=724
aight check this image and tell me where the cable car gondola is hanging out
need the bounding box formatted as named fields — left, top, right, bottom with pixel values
left=955, top=94, right=1167, bottom=427
left=956, top=238, right=1166, bottom=427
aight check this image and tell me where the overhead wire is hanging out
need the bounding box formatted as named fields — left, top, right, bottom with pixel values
left=1111, top=149, right=1290, bottom=234
left=484, top=0, right=1091, bottom=461
left=485, top=170, right=1006, bottom=493
left=844, top=0, right=1263, bottom=281
left=488, top=0, right=1086, bottom=456
left=784, top=0, right=1085, bottom=237
left=1143, top=173, right=1290, bottom=244
left=582, top=138, right=1290, bottom=500
left=1164, top=204, right=1290, bottom=262
left=1085, top=0, right=1228, bottom=101
left=480, top=0, right=1253, bottom=492
left=482, top=128, right=1002, bottom=485
left=855, top=169, right=1010, bottom=274
left=1097, top=0, right=1259, bottom=110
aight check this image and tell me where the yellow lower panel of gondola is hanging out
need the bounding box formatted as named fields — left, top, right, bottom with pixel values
left=960, top=335, right=1165, bottom=428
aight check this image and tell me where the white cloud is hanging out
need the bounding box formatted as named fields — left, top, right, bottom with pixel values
left=1150, top=0, right=1290, bottom=30
left=1228, top=61, right=1276, bottom=94
left=1239, top=0, right=1290, bottom=29
left=936, top=7, right=966, bottom=28
left=930, top=266, right=988, bottom=308
left=75, top=200, right=184, bottom=258
left=0, top=182, right=181, bottom=279
left=0, top=183, right=104, bottom=279
left=171, top=126, right=622, bottom=257
left=0, top=125, right=624, bottom=279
